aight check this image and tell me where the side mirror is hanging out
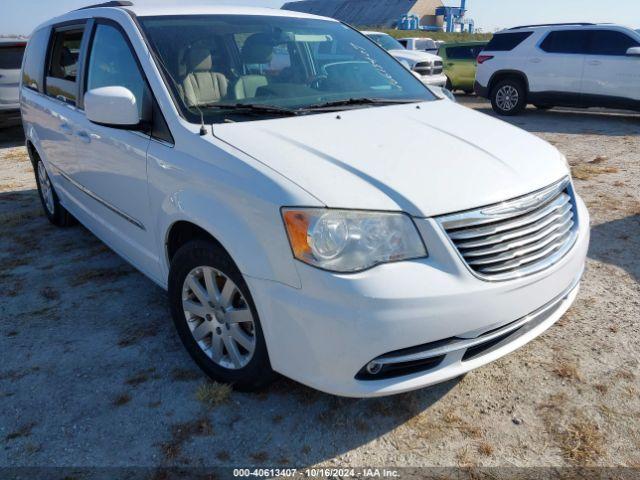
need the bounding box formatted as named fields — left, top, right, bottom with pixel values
left=626, top=46, right=640, bottom=56
left=85, top=86, right=141, bottom=128
left=429, top=86, right=457, bottom=102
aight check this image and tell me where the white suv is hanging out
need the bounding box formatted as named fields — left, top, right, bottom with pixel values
left=475, top=23, right=640, bottom=115
left=0, top=39, right=27, bottom=117
left=21, top=2, right=589, bottom=397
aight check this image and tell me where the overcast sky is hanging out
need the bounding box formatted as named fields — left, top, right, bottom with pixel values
left=2, top=0, right=639, bottom=36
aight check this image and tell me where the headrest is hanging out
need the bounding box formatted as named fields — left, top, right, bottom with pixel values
left=187, top=48, right=213, bottom=72
left=241, top=33, right=275, bottom=64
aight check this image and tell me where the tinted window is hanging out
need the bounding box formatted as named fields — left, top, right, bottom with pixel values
left=0, top=45, right=25, bottom=69
left=46, top=26, right=85, bottom=104
left=398, top=39, right=408, bottom=47
left=415, top=39, right=436, bottom=50
left=485, top=32, right=533, bottom=51
left=48, top=29, right=83, bottom=81
left=446, top=46, right=477, bottom=60
left=588, top=30, right=639, bottom=55
left=86, top=23, right=150, bottom=118
left=540, top=30, right=589, bottom=54
left=22, top=28, right=50, bottom=92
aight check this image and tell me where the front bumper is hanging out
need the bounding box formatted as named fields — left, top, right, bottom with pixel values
left=248, top=195, right=590, bottom=397
left=420, top=73, right=447, bottom=87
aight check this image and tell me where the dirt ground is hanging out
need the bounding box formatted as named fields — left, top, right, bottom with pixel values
left=0, top=98, right=638, bottom=470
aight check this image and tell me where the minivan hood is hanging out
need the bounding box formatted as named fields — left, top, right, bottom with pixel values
left=213, top=100, right=568, bottom=217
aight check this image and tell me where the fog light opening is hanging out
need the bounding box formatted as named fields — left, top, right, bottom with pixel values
left=366, top=362, right=383, bottom=375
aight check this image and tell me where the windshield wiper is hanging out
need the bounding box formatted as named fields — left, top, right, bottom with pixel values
left=196, top=102, right=301, bottom=116
left=301, top=97, right=422, bottom=111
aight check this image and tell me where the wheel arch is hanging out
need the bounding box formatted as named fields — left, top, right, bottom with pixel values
left=159, top=197, right=302, bottom=291
left=166, top=220, right=231, bottom=265
left=488, top=70, right=530, bottom=95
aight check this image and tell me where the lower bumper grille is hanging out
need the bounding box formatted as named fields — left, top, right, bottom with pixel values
left=356, top=275, right=580, bottom=381
left=437, top=177, right=579, bottom=281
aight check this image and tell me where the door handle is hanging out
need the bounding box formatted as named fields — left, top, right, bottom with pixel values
left=529, top=58, right=542, bottom=64
left=60, top=123, right=72, bottom=135
left=588, top=60, right=602, bottom=66
left=77, top=131, right=91, bottom=144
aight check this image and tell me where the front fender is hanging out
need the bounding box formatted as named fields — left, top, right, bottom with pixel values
left=148, top=138, right=321, bottom=290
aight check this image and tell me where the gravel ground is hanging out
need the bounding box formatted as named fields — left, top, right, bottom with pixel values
left=0, top=98, right=638, bottom=469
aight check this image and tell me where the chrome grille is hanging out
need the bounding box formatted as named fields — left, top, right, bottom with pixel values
left=437, top=178, right=578, bottom=281
left=414, top=61, right=433, bottom=76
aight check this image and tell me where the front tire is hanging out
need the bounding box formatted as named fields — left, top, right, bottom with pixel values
left=34, top=158, right=75, bottom=227
left=168, top=239, right=276, bottom=392
left=445, top=78, right=454, bottom=92
left=490, top=78, right=527, bottom=116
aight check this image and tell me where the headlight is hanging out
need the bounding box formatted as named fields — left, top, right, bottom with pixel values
left=282, top=208, right=427, bottom=273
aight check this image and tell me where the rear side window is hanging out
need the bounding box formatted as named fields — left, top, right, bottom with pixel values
left=46, top=26, right=85, bottom=104
left=22, top=28, right=50, bottom=92
left=485, top=32, right=533, bottom=51
left=587, top=30, right=639, bottom=55
left=0, top=44, right=25, bottom=70
left=540, top=30, right=589, bottom=54
left=446, top=46, right=477, bottom=60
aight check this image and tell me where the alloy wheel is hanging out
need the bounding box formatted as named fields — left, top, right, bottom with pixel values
left=37, top=161, right=55, bottom=215
left=181, top=266, right=256, bottom=369
left=496, top=85, right=519, bottom=112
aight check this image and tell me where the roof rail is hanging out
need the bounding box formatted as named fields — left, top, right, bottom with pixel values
left=76, top=1, right=133, bottom=10
left=509, top=22, right=595, bottom=30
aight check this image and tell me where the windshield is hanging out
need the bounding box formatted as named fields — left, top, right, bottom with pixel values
left=138, top=15, right=434, bottom=124
left=416, top=39, right=437, bottom=50
left=366, top=33, right=405, bottom=51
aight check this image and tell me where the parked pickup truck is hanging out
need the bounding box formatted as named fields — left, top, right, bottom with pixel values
left=363, top=31, right=447, bottom=87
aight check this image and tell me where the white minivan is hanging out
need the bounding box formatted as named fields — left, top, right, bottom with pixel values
left=21, top=2, right=589, bottom=397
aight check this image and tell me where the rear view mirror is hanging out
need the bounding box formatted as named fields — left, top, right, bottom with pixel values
left=626, top=46, right=640, bottom=56
left=85, top=86, right=141, bottom=128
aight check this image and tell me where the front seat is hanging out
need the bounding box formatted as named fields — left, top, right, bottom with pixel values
left=234, top=34, right=273, bottom=100
left=181, top=48, right=229, bottom=107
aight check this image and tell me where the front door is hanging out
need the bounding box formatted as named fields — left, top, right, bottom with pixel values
left=582, top=29, right=640, bottom=103
left=72, top=20, right=159, bottom=279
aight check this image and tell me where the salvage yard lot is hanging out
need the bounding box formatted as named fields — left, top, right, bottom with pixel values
left=1, top=97, right=638, bottom=468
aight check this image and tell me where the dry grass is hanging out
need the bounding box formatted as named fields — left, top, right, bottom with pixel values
left=40, top=286, right=59, bottom=301
left=216, top=450, right=230, bottom=461
left=170, top=368, right=201, bottom=382
left=112, top=393, right=132, bottom=407
left=117, top=326, right=158, bottom=347
left=593, top=384, right=608, bottom=394
left=560, top=419, right=604, bottom=464
left=195, top=382, right=232, bottom=408
left=571, top=156, right=619, bottom=181
left=477, top=442, right=494, bottom=456
left=125, top=371, right=151, bottom=387
left=1, top=148, right=30, bottom=163
left=553, top=361, right=582, bottom=381
left=160, top=417, right=214, bottom=460
left=249, top=451, right=269, bottom=463
left=68, top=267, right=133, bottom=287
left=0, top=209, right=41, bottom=229
left=5, top=421, right=37, bottom=441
